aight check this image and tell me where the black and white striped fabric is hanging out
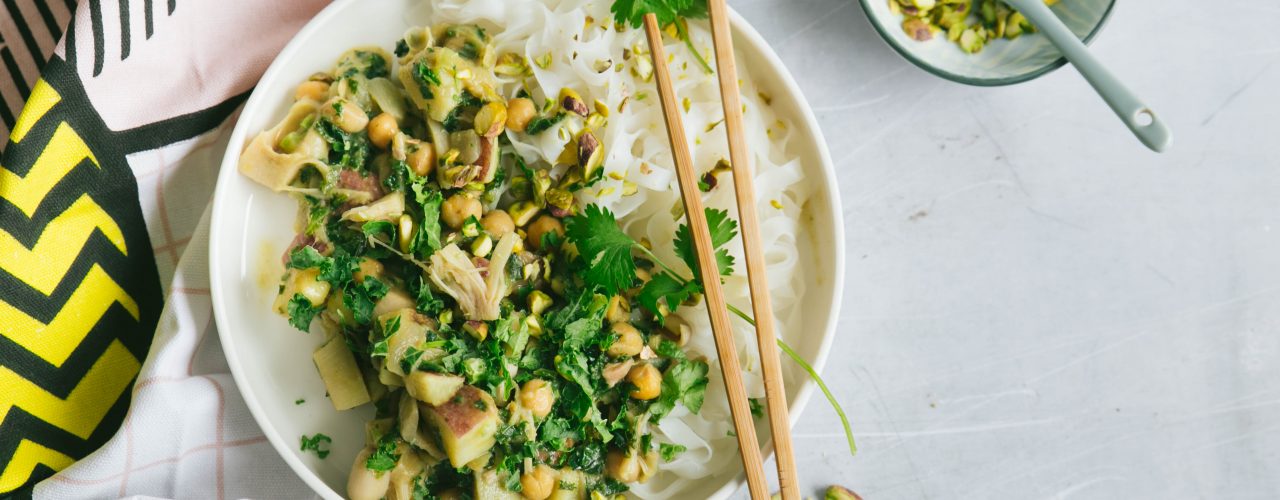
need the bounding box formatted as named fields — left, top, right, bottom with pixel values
left=0, top=0, right=328, bottom=496
left=0, top=0, right=74, bottom=148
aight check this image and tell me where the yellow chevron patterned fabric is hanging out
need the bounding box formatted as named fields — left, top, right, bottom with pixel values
left=0, top=68, right=162, bottom=495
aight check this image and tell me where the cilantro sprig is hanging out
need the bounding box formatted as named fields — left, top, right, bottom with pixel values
left=564, top=205, right=640, bottom=294
left=610, top=0, right=714, bottom=73
left=563, top=203, right=857, bottom=456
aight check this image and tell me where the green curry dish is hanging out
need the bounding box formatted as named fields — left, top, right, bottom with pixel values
left=891, top=0, right=1048, bottom=53
left=245, top=19, right=854, bottom=500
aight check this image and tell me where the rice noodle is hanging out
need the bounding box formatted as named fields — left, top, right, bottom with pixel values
left=417, top=1, right=811, bottom=495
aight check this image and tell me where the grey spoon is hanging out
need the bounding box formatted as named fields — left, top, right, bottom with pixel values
left=1005, top=0, right=1172, bottom=152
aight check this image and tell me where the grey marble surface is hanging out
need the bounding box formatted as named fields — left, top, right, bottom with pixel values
left=730, top=0, right=1280, bottom=498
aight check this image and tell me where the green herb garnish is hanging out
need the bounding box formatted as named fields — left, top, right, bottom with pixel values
left=610, top=0, right=713, bottom=73
left=300, top=433, right=331, bottom=458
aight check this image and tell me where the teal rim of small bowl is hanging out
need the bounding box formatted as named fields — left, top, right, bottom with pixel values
left=856, top=0, right=1118, bottom=87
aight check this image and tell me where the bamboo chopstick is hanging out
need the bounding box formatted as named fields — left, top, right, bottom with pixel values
left=641, top=14, right=770, bottom=500
left=703, top=1, right=801, bottom=498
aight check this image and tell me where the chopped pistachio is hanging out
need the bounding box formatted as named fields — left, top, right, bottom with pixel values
left=470, top=234, right=493, bottom=257
left=527, top=290, right=553, bottom=316
left=893, top=0, right=1050, bottom=54
left=559, top=88, right=590, bottom=116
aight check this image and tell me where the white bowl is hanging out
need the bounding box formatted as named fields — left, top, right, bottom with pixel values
left=208, top=1, right=844, bottom=498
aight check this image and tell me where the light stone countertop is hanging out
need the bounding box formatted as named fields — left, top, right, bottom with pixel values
left=730, top=0, right=1280, bottom=498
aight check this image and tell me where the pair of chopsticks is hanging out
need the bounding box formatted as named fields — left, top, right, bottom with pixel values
left=642, top=3, right=799, bottom=499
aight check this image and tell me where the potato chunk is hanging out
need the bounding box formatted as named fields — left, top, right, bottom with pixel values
left=404, top=371, right=464, bottom=406
left=423, top=385, right=499, bottom=467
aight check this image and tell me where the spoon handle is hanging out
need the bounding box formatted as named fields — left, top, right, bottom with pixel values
left=1007, top=0, right=1171, bottom=152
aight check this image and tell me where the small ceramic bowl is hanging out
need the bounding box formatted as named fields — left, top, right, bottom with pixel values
left=857, top=0, right=1117, bottom=86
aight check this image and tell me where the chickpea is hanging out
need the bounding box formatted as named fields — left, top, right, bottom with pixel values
left=323, top=97, right=369, bottom=133
left=518, top=379, right=555, bottom=419
left=368, top=113, right=399, bottom=149
left=505, top=97, right=536, bottom=132
left=480, top=210, right=515, bottom=237
left=605, top=450, right=640, bottom=483
left=525, top=215, right=564, bottom=251
left=295, top=80, right=330, bottom=102
left=605, top=295, right=631, bottom=324
left=348, top=446, right=392, bottom=500
left=627, top=363, right=661, bottom=400
left=407, top=142, right=436, bottom=177
left=354, top=257, right=384, bottom=283
left=441, top=193, right=482, bottom=229
left=520, top=465, right=555, bottom=500
left=607, top=323, right=644, bottom=358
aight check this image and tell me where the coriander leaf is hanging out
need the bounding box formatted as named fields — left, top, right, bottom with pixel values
left=673, top=208, right=737, bottom=278
left=671, top=359, right=709, bottom=412
left=287, top=246, right=327, bottom=270
left=564, top=205, right=637, bottom=294
left=300, top=433, right=332, bottom=459
left=658, top=442, right=687, bottom=462
left=286, top=294, right=321, bottom=331
left=649, top=359, right=709, bottom=419
left=750, top=398, right=765, bottom=418
left=636, top=272, right=699, bottom=321
left=611, top=0, right=678, bottom=28
left=365, top=432, right=400, bottom=474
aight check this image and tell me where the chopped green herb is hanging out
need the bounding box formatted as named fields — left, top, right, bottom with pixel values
left=413, top=60, right=439, bottom=100
left=365, top=432, right=400, bottom=474
left=314, top=118, right=370, bottom=171
left=658, top=442, right=687, bottom=461
left=300, top=433, right=331, bottom=459
left=564, top=205, right=637, bottom=294
left=649, top=358, right=709, bottom=419
left=524, top=112, right=566, bottom=135
left=610, top=0, right=713, bottom=73
left=287, top=246, right=327, bottom=270
left=674, top=207, right=737, bottom=278
left=286, top=294, right=320, bottom=332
